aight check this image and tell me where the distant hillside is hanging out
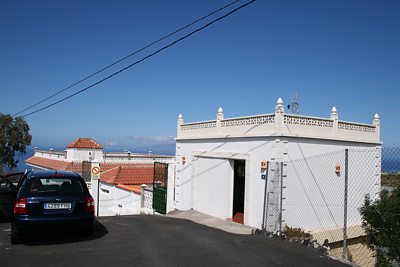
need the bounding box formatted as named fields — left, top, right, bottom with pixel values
left=381, top=173, right=400, bottom=188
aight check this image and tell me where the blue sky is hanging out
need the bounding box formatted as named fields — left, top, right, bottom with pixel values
left=1, top=0, right=399, bottom=152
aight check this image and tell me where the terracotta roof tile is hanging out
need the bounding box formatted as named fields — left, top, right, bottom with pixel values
left=66, top=138, right=103, bottom=149
left=66, top=161, right=83, bottom=173
left=26, top=157, right=84, bottom=173
left=26, top=157, right=70, bottom=170
left=100, top=165, right=154, bottom=185
left=99, top=166, right=121, bottom=184
left=26, top=156, right=154, bottom=186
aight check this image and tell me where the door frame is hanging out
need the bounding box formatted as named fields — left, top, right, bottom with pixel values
left=191, top=151, right=251, bottom=225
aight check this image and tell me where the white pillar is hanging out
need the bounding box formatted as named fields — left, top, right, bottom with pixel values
left=89, top=160, right=100, bottom=216
left=177, top=114, right=184, bottom=138
left=216, top=107, right=224, bottom=129
left=140, top=184, right=147, bottom=209
left=373, top=113, right=380, bottom=140
left=217, top=107, right=224, bottom=120
left=275, top=97, right=284, bottom=127
left=167, top=163, right=175, bottom=213
left=330, top=106, right=339, bottom=135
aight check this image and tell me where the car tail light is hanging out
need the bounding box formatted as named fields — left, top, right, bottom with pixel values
left=85, top=196, right=95, bottom=213
left=14, top=197, right=27, bottom=215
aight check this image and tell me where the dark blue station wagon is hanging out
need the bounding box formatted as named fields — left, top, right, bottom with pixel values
left=11, top=170, right=95, bottom=244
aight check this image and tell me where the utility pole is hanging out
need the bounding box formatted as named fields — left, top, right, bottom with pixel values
left=343, top=149, right=349, bottom=260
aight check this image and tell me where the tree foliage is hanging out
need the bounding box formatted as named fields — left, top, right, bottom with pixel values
left=0, top=114, right=32, bottom=174
left=360, top=189, right=400, bottom=265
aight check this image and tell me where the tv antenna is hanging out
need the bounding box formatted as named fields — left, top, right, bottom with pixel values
left=287, top=94, right=300, bottom=114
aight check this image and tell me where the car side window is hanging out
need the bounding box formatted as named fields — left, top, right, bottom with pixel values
left=0, top=179, right=16, bottom=192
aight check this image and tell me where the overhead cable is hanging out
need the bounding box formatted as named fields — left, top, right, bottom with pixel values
left=13, top=0, right=241, bottom=116
left=21, top=0, right=256, bottom=118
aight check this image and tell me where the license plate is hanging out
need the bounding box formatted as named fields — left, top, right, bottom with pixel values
left=44, top=203, right=71, bottom=209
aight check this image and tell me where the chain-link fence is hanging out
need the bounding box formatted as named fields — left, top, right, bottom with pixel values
left=262, top=146, right=400, bottom=267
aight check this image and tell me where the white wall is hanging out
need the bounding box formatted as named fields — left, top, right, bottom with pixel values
left=98, top=182, right=141, bottom=216
left=175, top=136, right=381, bottom=230
left=176, top=137, right=277, bottom=228
left=167, top=163, right=175, bottom=213
left=66, top=148, right=103, bottom=161
left=192, top=157, right=234, bottom=220
left=104, top=155, right=175, bottom=164
left=34, top=150, right=67, bottom=160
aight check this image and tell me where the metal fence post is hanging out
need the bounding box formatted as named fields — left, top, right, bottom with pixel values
left=279, top=162, right=284, bottom=234
left=262, top=161, right=269, bottom=230
left=140, top=184, right=146, bottom=208
left=343, top=149, right=349, bottom=260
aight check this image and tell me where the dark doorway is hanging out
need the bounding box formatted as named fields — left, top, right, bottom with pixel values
left=232, top=160, right=245, bottom=224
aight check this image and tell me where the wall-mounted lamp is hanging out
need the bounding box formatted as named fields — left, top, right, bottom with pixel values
left=335, top=163, right=341, bottom=174
left=261, top=159, right=268, bottom=169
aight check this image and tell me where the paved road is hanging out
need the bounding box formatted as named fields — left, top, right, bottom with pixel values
left=0, top=215, right=347, bottom=267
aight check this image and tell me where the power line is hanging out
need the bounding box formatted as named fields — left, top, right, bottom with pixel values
left=13, top=0, right=241, bottom=116
left=21, top=0, right=256, bottom=118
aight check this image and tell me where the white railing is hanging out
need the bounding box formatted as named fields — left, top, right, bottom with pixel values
left=284, top=114, right=334, bottom=128
left=181, top=120, right=217, bottom=130
left=178, top=111, right=379, bottom=143
left=338, top=121, right=376, bottom=133
left=103, top=153, right=174, bottom=163
left=34, top=149, right=67, bottom=159
left=143, top=188, right=153, bottom=210
left=221, top=114, right=275, bottom=127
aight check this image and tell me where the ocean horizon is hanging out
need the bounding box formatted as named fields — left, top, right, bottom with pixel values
left=7, top=146, right=400, bottom=174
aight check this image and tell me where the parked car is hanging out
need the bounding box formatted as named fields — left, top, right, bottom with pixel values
left=10, top=170, right=95, bottom=244
left=0, top=172, right=25, bottom=219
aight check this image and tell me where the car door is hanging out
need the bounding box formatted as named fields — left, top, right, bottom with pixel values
left=5, top=172, right=27, bottom=189
left=0, top=178, right=18, bottom=218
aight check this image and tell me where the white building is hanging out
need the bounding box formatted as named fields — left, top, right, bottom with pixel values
left=25, top=138, right=171, bottom=217
left=27, top=138, right=174, bottom=170
left=174, top=98, right=381, bottom=235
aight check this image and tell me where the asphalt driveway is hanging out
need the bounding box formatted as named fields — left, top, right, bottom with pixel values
left=0, top=215, right=347, bottom=267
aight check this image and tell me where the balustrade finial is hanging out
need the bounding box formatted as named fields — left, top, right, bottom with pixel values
left=217, top=107, right=224, bottom=120
left=178, top=114, right=184, bottom=126
left=330, top=106, right=338, bottom=121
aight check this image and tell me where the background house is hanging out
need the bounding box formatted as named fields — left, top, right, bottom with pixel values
left=25, top=138, right=174, bottom=216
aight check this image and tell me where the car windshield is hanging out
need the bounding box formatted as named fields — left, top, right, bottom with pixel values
left=26, top=177, right=84, bottom=195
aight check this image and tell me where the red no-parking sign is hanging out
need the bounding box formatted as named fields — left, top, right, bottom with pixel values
left=91, top=166, right=100, bottom=179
